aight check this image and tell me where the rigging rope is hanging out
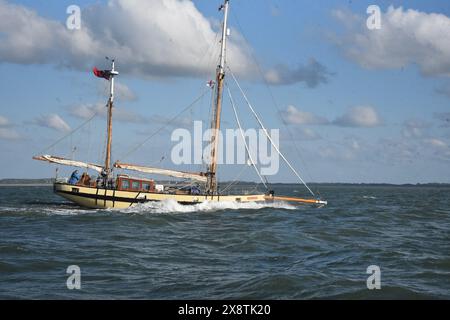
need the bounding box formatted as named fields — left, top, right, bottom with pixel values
left=87, top=116, right=92, bottom=167
left=118, top=89, right=209, bottom=162
left=219, top=164, right=249, bottom=194
left=226, top=84, right=268, bottom=190
left=228, top=67, right=316, bottom=198
left=230, top=8, right=320, bottom=195
left=37, top=113, right=97, bottom=156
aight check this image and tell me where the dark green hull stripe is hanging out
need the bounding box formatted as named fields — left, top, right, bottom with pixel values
left=56, top=189, right=200, bottom=205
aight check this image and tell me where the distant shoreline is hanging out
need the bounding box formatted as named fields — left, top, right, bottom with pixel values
left=0, top=179, right=55, bottom=186
left=0, top=183, right=52, bottom=187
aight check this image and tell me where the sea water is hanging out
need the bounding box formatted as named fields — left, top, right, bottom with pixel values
left=0, top=184, right=449, bottom=299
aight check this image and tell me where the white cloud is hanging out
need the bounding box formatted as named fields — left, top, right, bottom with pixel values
left=281, top=127, right=321, bottom=141
left=426, top=138, right=447, bottom=149
left=98, top=82, right=137, bottom=102
left=0, top=115, right=21, bottom=140
left=280, top=105, right=329, bottom=125
left=33, top=114, right=71, bottom=132
left=70, top=104, right=99, bottom=119
left=423, top=138, right=450, bottom=161
left=402, top=120, right=430, bottom=139
left=280, top=105, right=382, bottom=128
left=0, top=115, right=10, bottom=126
left=333, top=106, right=381, bottom=127
left=348, top=138, right=360, bottom=150
left=265, top=59, right=333, bottom=87
left=376, top=137, right=419, bottom=164
left=70, top=103, right=145, bottom=123
left=376, top=136, right=450, bottom=164
left=332, top=8, right=362, bottom=29
left=0, top=0, right=254, bottom=78
left=0, top=128, right=20, bottom=140
left=332, top=6, right=450, bottom=76
left=317, top=136, right=366, bottom=162
left=317, top=135, right=434, bottom=165
left=296, top=127, right=321, bottom=140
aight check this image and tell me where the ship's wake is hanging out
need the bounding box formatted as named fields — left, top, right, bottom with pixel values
left=123, top=199, right=297, bottom=214
left=13, top=199, right=298, bottom=216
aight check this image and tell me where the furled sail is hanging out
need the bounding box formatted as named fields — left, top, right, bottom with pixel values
left=33, top=155, right=104, bottom=173
left=114, top=162, right=207, bottom=183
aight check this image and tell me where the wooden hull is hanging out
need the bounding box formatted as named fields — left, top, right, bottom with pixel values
left=53, top=182, right=267, bottom=209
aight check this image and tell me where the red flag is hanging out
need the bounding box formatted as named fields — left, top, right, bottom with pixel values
left=92, top=67, right=111, bottom=80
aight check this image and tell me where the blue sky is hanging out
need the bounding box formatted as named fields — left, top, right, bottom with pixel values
left=0, top=0, right=450, bottom=183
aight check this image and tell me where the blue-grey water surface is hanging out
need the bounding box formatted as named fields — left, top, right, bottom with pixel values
left=0, top=184, right=449, bottom=299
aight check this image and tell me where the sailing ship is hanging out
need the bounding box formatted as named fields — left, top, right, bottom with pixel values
left=33, top=0, right=327, bottom=209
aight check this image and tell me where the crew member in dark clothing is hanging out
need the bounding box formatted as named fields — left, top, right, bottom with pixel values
left=68, top=170, right=80, bottom=184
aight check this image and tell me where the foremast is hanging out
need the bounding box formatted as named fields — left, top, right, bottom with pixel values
left=104, top=59, right=119, bottom=177
left=206, top=0, right=229, bottom=195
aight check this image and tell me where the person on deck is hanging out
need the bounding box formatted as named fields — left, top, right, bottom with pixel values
left=79, top=172, right=91, bottom=186
left=68, top=170, right=80, bottom=185
left=190, top=186, right=201, bottom=195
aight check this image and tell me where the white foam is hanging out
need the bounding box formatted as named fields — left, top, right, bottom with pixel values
left=6, top=199, right=297, bottom=216
left=42, top=207, right=99, bottom=216
left=0, top=206, right=17, bottom=212
left=0, top=205, right=91, bottom=216
left=123, top=199, right=297, bottom=214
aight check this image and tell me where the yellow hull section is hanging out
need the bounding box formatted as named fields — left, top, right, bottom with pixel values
left=54, top=182, right=267, bottom=209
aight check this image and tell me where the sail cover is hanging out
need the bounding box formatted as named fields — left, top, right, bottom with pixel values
left=114, top=162, right=207, bottom=183
left=33, top=155, right=104, bottom=173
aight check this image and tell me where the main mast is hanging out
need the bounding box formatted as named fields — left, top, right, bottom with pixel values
left=105, top=59, right=119, bottom=176
left=206, top=0, right=229, bottom=194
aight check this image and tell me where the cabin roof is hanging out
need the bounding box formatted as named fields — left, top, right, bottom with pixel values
left=116, top=174, right=155, bottom=183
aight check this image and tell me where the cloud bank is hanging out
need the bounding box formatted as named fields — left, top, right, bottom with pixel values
left=70, top=103, right=146, bottom=124
left=280, top=105, right=329, bottom=125
left=0, top=0, right=254, bottom=78
left=332, top=6, right=450, bottom=77
left=280, top=105, right=382, bottom=128
left=32, top=114, right=71, bottom=132
left=265, top=59, right=333, bottom=87
left=333, top=106, right=382, bottom=128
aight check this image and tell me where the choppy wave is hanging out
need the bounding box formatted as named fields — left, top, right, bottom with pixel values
left=1, top=199, right=297, bottom=216
left=322, top=286, right=436, bottom=300
left=0, top=205, right=98, bottom=216
left=42, top=207, right=99, bottom=216
left=123, top=199, right=297, bottom=214
left=1, top=184, right=450, bottom=299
